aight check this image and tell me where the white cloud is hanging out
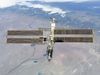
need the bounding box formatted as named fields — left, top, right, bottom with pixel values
left=0, top=0, right=15, bottom=8
left=18, top=1, right=33, bottom=7
left=19, top=2, right=68, bottom=17
left=0, top=0, right=69, bottom=17
left=0, top=0, right=32, bottom=8
left=32, top=4, right=67, bottom=16
left=0, top=0, right=98, bottom=8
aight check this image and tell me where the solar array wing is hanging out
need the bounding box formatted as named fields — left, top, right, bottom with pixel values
left=8, top=30, right=43, bottom=35
left=7, top=38, right=43, bottom=44
left=54, top=29, right=93, bottom=43
left=7, top=30, right=43, bottom=44
left=54, top=29, right=93, bottom=34
left=54, top=37, right=93, bottom=42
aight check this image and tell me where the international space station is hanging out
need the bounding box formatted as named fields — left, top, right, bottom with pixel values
left=7, top=18, right=93, bottom=61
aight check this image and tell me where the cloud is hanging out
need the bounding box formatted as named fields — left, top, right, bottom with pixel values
left=32, top=4, right=67, bottom=16
left=0, top=0, right=69, bottom=17
left=19, top=2, right=68, bottom=17
left=0, top=0, right=98, bottom=8
left=0, top=0, right=15, bottom=8
left=0, top=0, right=32, bottom=8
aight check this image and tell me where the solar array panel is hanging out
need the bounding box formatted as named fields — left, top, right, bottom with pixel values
left=7, top=38, right=43, bottom=43
left=54, top=29, right=93, bottom=34
left=8, top=30, right=43, bottom=36
left=54, top=37, right=93, bottom=42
